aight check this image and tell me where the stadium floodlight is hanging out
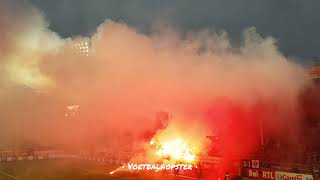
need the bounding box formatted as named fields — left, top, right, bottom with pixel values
left=67, top=105, right=79, bottom=111
left=65, top=105, right=80, bottom=120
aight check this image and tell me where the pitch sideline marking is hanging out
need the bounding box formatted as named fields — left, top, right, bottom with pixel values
left=0, top=170, right=21, bottom=180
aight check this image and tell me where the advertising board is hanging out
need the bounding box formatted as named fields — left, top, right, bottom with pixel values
left=275, top=171, right=313, bottom=180
left=246, top=168, right=275, bottom=179
left=243, top=160, right=260, bottom=169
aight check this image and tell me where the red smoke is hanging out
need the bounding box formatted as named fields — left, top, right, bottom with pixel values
left=0, top=1, right=310, bottom=166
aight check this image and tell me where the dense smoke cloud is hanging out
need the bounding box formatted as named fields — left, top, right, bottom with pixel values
left=0, top=0, right=309, bottom=158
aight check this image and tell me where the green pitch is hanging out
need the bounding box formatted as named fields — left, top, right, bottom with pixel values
left=0, top=159, right=156, bottom=180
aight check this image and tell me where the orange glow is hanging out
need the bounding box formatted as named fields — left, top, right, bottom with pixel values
left=149, top=118, right=208, bottom=164
left=152, top=138, right=196, bottom=163
left=147, top=120, right=209, bottom=165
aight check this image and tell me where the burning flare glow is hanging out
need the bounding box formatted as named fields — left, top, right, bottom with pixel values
left=147, top=120, right=209, bottom=165
left=151, top=138, right=197, bottom=163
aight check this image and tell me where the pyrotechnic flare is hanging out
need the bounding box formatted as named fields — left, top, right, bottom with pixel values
left=109, top=165, right=125, bottom=175
left=145, top=119, right=210, bottom=165
left=153, top=138, right=196, bottom=163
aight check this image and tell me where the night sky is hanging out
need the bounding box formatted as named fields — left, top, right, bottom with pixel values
left=25, top=0, right=320, bottom=62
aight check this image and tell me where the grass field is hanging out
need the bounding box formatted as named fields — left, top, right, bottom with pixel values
left=0, top=159, right=114, bottom=180
left=0, top=159, right=166, bottom=180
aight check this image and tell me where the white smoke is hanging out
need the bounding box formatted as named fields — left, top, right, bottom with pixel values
left=0, top=1, right=309, bottom=150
